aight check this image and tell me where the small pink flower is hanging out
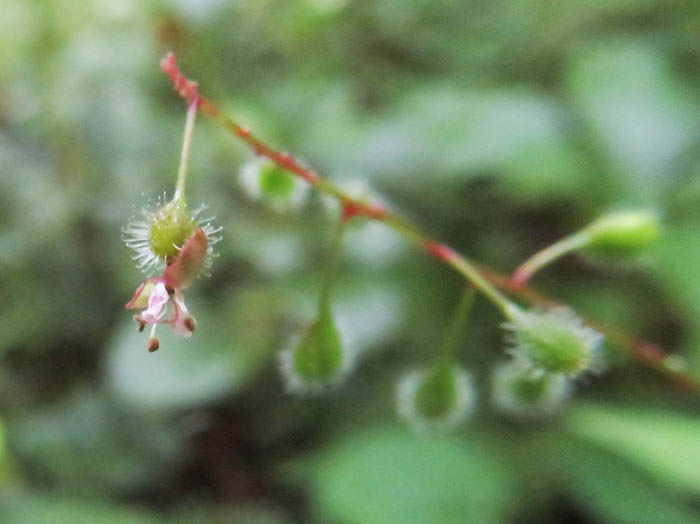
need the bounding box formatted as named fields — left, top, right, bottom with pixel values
left=125, top=228, right=208, bottom=351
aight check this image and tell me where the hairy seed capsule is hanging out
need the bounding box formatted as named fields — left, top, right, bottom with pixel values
left=504, top=308, right=604, bottom=377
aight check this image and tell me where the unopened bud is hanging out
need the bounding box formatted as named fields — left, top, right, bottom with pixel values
left=397, top=363, right=475, bottom=432
left=584, top=209, right=660, bottom=254
left=278, top=308, right=352, bottom=393
left=504, top=308, right=604, bottom=377
left=491, top=361, right=570, bottom=420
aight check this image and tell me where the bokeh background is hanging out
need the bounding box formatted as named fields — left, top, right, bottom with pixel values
left=2, top=0, right=700, bottom=522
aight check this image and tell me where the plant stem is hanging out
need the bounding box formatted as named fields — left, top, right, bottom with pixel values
left=319, top=216, right=348, bottom=311
left=173, top=96, right=199, bottom=202
left=511, top=231, right=590, bottom=288
left=440, top=286, right=476, bottom=360
left=159, top=53, right=697, bottom=391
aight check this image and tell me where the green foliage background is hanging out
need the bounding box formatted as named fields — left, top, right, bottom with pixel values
left=1, top=0, right=700, bottom=522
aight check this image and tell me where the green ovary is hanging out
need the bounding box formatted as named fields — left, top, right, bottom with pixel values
left=149, top=201, right=196, bottom=260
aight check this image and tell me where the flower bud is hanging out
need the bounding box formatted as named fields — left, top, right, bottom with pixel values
left=584, top=209, right=660, bottom=254
left=278, top=308, right=352, bottom=393
left=239, top=158, right=308, bottom=211
left=491, top=361, right=570, bottom=420
left=396, top=363, right=476, bottom=432
left=504, top=308, right=604, bottom=377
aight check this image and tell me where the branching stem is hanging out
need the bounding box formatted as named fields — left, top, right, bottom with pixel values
left=159, top=52, right=697, bottom=391
left=511, top=231, right=589, bottom=288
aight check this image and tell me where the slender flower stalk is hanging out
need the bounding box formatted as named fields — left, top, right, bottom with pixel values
left=278, top=214, right=353, bottom=393
left=159, top=52, right=697, bottom=391
left=173, top=96, right=199, bottom=202
left=123, top=82, right=221, bottom=351
left=511, top=231, right=589, bottom=289
left=439, top=286, right=476, bottom=360
left=511, top=209, right=661, bottom=288
left=319, top=216, right=349, bottom=310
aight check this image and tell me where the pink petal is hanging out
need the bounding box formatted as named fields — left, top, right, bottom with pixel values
left=141, top=282, right=170, bottom=322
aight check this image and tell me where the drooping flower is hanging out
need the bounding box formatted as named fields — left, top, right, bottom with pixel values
left=125, top=225, right=213, bottom=351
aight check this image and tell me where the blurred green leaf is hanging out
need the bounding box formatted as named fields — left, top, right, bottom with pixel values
left=302, top=426, right=512, bottom=524
left=0, top=417, right=17, bottom=488
left=339, top=87, right=591, bottom=201
left=8, top=390, right=183, bottom=495
left=556, top=435, right=700, bottom=524
left=652, top=224, right=700, bottom=374
left=1, top=493, right=163, bottom=524
left=566, top=40, right=698, bottom=200
left=567, top=403, right=700, bottom=496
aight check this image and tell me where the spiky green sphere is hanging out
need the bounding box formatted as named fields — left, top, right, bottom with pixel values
left=149, top=199, right=196, bottom=260
left=506, top=309, right=603, bottom=377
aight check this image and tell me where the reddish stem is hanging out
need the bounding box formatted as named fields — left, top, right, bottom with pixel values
left=159, top=52, right=698, bottom=392
left=425, top=241, right=456, bottom=262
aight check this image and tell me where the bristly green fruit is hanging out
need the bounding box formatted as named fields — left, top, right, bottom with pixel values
left=505, top=308, right=604, bottom=377
left=584, top=209, right=660, bottom=255
left=149, top=198, right=196, bottom=260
